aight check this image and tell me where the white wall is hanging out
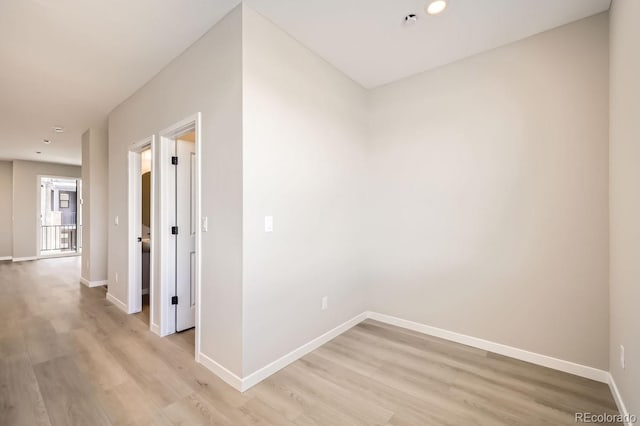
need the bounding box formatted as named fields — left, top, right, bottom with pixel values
left=366, top=14, right=610, bottom=369
left=0, top=161, right=12, bottom=258
left=609, top=0, right=640, bottom=415
left=12, top=160, right=81, bottom=260
left=108, top=5, right=244, bottom=375
left=81, top=127, right=109, bottom=283
left=242, top=6, right=368, bottom=375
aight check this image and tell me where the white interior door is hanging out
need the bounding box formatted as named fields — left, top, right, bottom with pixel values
left=174, top=138, right=196, bottom=332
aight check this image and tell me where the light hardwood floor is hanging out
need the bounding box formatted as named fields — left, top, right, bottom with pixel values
left=0, top=257, right=620, bottom=425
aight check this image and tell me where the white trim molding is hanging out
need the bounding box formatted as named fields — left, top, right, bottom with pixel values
left=197, top=310, right=620, bottom=399
left=106, top=292, right=129, bottom=313
left=241, top=312, right=368, bottom=391
left=0, top=256, right=12, bottom=261
left=39, top=252, right=81, bottom=260
left=197, top=312, right=368, bottom=392
left=12, top=256, right=38, bottom=262
left=608, top=373, right=633, bottom=426
left=80, top=277, right=108, bottom=288
left=198, top=352, right=244, bottom=391
left=150, top=323, right=161, bottom=336
left=127, top=135, right=155, bottom=318
left=367, top=312, right=609, bottom=383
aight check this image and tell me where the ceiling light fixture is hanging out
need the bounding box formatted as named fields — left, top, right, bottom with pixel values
left=36, top=151, right=42, bottom=154
left=426, top=0, right=447, bottom=15
left=43, top=139, right=52, bottom=144
left=53, top=126, right=65, bottom=133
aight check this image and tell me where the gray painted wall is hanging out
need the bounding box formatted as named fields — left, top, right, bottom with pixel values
left=0, top=161, right=12, bottom=258
left=609, top=0, right=640, bottom=415
left=366, top=14, right=610, bottom=370
left=108, top=5, right=244, bottom=375
left=105, top=7, right=616, bottom=384
left=242, top=6, right=368, bottom=376
left=12, top=160, right=81, bottom=259
left=81, top=127, right=109, bottom=283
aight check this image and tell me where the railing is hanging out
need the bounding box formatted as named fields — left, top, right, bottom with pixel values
left=41, top=225, right=81, bottom=252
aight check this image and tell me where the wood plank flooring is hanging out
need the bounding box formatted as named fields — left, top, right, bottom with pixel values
left=0, top=257, right=620, bottom=425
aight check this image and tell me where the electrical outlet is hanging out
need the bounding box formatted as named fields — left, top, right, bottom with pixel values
left=115, top=272, right=119, bottom=283
left=620, top=345, right=625, bottom=369
left=321, top=296, right=328, bottom=311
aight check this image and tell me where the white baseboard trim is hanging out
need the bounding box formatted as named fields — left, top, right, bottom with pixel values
left=12, top=256, right=38, bottom=262
left=80, top=277, right=108, bottom=288
left=106, top=292, right=129, bottom=313
left=607, top=373, right=633, bottom=425
left=0, top=256, right=12, bottom=261
left=150, top=322, right=161, bottom=336
left=196, top=312, right=368, bottom=392
left=367, top=312, right=609, bottom=383
left=198, top=352, right=243, bottom=391
left=197, top=310, right=617, bottom=400
left=241, top=311, right=368, bottom=391
left=39, top=253, right=81, bottom=260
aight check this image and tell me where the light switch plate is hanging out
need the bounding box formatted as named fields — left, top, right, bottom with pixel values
left=202, top=216, right=208, bottom=232
left=265, top=216, right=273, bottom=233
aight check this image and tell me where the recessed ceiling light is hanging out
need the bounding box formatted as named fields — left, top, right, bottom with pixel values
left=53, top=126, right=65, bottom=133
left=36, top=151, right=42, bottom=154
left=426, top=0, right=447, bottom=15
left=43, top=139, right=52, bottom=144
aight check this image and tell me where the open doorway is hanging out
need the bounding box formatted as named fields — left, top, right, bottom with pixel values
left=127, top=137, right=154, bottom=328
left=156, top=114, right=201, bottom=353
left=127, top=115, right=201, bottom=358
left=140, top=148, right=152, bottom=324
left=170, top=130, right=196, bottom=333
left=39, top=176, right=82, bottom=258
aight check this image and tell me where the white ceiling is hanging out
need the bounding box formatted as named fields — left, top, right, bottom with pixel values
left=247, top=0, right=610, bottom=89
left=0, top=0, right=610, bottom=165
left=0, top=0, right=239, bottom=165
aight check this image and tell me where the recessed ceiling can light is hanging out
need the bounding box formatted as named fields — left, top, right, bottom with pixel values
left=43, top=139, right=52, bottom=144
left=426, top=0, right=447, bottom=15
left=53, top=126, right=64, bottom=133
left=36, top=151, right=42, bottom=154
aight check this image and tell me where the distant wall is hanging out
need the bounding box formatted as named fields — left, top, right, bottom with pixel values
left=12, top=160, right=81, bottom=259
left=0, top=161, right=12, bottom=258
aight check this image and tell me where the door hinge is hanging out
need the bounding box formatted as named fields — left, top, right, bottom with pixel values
left=171, top=296, right=178, bottom=305
left=171, top=226, right=178, bottom=235
left=171, top=156, right=178, bottom=165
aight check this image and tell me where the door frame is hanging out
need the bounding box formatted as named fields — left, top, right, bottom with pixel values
left=36, top=174, right=83, bottom=259
left=158, top=113, right=202, bottom=356
left=127, top=136, right=156, bottom=332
